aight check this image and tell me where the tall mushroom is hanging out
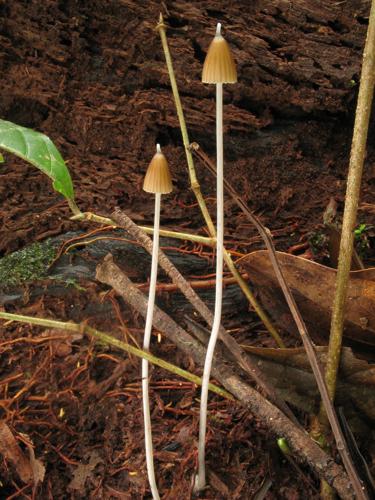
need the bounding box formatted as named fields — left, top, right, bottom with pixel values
left=195, top=23, right=237, bottom=492
left=142, top=144, right=172, bottom=500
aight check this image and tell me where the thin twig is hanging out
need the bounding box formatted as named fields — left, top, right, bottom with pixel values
left=70, top=211, right=215, bottom=246
left=191, top=143, right=368, bottom=499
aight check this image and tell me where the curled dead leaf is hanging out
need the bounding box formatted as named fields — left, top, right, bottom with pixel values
left=240, top=251, right=375, bottom=357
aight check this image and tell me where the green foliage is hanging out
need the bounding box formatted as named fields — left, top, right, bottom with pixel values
left=354, top=223, right=367, bottom=237
left=0, top=119, right=74, bottom=200
left=277, top=437, right=292, bottom=456
left=354, top=223, right=371, bottom=257
left=0, top=240, right=56, bottom=287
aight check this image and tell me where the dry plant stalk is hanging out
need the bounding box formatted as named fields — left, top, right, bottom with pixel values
left=155, top=13, right=284, bottom=348
left=318, top=5, right=375, bottom=497
left=0, top=311, right=231, bottom=400
left=70, top=211, right=215, bottom=246
left=322, top=0, right=375, bottom=408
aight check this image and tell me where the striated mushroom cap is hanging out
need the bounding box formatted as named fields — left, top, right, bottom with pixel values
left=143, top=144, right=173, bottom=194
left=202, top=23, right=237, bottom=84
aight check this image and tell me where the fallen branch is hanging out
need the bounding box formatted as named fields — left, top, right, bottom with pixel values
left=96, top=253, right=355, bottom=499
left=111, top=208, right=296, bottom=423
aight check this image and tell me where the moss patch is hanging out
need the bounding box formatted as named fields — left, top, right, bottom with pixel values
left=0, top=240, right=56, bottom=287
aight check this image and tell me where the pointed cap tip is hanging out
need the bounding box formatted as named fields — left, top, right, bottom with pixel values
left=143, top=146, right=173, bottom=194
left=202, top=26, right=237, bottom=84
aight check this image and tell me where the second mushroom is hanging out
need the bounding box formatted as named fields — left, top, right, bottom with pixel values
left=142, top=144, right=173, bottom=500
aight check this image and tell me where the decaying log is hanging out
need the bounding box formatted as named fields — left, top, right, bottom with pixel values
left=0, top=230, right=244, bottom=315
left=1, top=1, right=374, bottom=256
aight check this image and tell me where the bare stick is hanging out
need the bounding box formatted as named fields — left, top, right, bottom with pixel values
left=322, top=0, right=375, bottom=405
left=70, top=211, right=215, bottom=246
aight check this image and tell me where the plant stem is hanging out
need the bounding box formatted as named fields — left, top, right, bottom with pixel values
left=70, top=211, right=214, bottom=246
left=156, top=14, right=214, bottom=232
left=67, top=198, right=82, bottom=217
left=321, top=0, right=375, bottom=408
left=0, top=311, right=233, bottom=400
left=317, top=7, right=375, bottom=497
left=140, top=226, right=214, bottom=246
left=155, top=14, right=283, bottom=348
left=142, top=193, right=161, bottom=500
left=196, top=83, right=224, bottom=491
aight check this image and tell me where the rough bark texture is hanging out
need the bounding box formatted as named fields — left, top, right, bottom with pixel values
left=1, top=0, right=374, bottom=255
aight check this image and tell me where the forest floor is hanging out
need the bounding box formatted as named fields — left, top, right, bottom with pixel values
left=0, top=1, right=374, bottom=498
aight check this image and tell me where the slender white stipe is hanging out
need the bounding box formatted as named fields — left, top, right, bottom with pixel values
left=142, top=144, right=172, bottom=499
left=195, top=83, right=223, bottom=492
left=142, top=193, right=161, bottom=500
left=195, top=22, right=237, bottom=492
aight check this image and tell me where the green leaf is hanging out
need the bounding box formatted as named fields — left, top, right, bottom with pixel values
left=0, top=119, right=74, bottom=200
left=0, top=153, right=4, bottom=163
left=354, top=223, right=367, bottom=237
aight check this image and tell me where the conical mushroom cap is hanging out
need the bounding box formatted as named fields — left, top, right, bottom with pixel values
left=143, top=145, right=173, bottom=194
left=202, top=24, right=237, bottom=84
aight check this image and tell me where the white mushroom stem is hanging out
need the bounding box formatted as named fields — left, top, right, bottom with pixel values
left=142, top=192, right=161, bottom=500
left=196, top=81, right=224, bottom=491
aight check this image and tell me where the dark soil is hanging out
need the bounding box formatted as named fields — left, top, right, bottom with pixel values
left=0, top=0, right=374, bottom=498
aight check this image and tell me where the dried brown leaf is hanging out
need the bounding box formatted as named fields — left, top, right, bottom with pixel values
left=0, top=422, right=33, bottom=483
left=240, top=251, right=375, bottom=355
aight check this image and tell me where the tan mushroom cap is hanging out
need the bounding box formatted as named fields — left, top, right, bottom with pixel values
left=202, top=23, right=237, bottom=84
left=143, top=144, right=173, bottom=194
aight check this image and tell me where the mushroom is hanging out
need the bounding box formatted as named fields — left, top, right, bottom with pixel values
left=195, top=23, right=237, bottom=492
left=142, top=143, right=172, bottom=500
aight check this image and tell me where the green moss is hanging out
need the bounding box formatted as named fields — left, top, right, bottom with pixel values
left=0, top=240, right=56, bottom=287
